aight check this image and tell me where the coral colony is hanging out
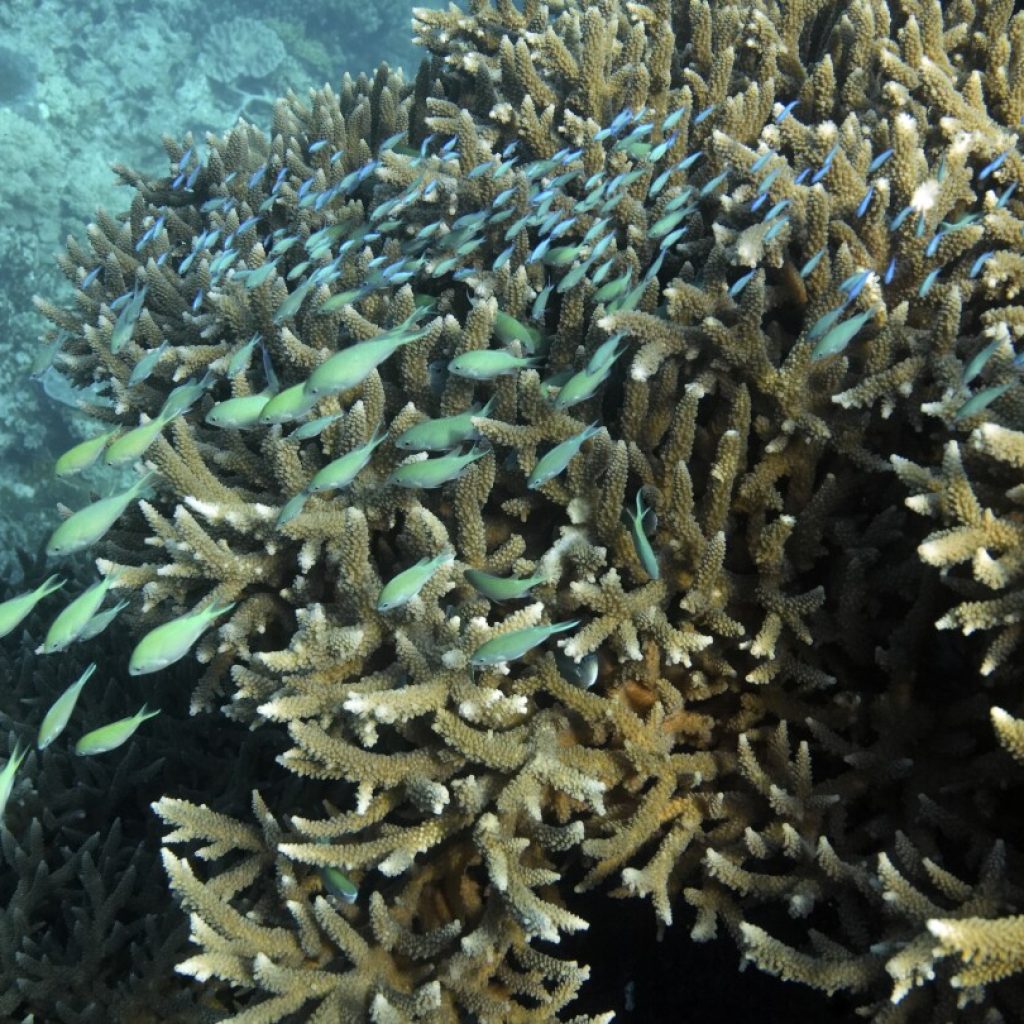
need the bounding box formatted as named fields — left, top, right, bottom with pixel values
left=3, top=0, right=1024, bottom=1018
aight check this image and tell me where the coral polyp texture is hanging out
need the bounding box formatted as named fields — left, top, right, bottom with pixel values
left=26, top=0, right=1024, bottom=1018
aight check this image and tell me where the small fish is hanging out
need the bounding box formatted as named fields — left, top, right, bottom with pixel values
left=320, top=865, right=358, bottom=903
left=626, top=490, right=660, bottom=579
left=693, top=104, right=715, bottom=125
left=969, top=250, right=994, bottom=279
left=807, top=304, right=848, bottom=341
left=103, top=415, right=171, bottom=467
left=128, top=341, right=170, bottom=387
left=764, top=199, right=791, bottom=221
left=594, top=269, right=632, bottom=303
left=763, top=215, right=789, bottom=242
left=469, top=619, right=581, bottom=668
left=38, top=663, right=95, bottom=749
left=394, top=398, right=494, bottom=451
left=304, top=328, right=426, bottom=398
left=110, top=287, right=148, bottom=354
left=0, top=574, right=64, bottom=640
left=377, top=549, right=455, bottom=611
left=662, top=107, right=686, bottom=132
left=890, top=205, right=914, bottom=231
left=447, top=349, right=541, bottom=380
left=77, top=598, right=129, bottom=641
left=75, top=705, right=160, bottom=756
left=954, top=381, right=1012, bottom=420
left=243, top=258, right=279, bottom=290
left=531, top=282, right=555, bottom=322
left=464, top=567, right=549, bottom=602
left=556, top=257, right=595, bottom=294
left=750, top=152, right=773, bottom=174
left=757, top=167, right=782, bottom=195
left=867, top=148, right=893, bottom=173
left=775, top=99, right=799, bottom=123
left=46, top=474, right=153, bottom=558
left=996, top=183, right=1017, bottom=209
left=159, top=373, right=213, bottom=420
left=839, top=269, right=871, bottom=300
left=305, top=431, right=388, bottom=493
left=728, top=269, right=756, bottom=298
left=276, top=490, right=310, bottom=529
left=925, top=230, right=947, bottom=258
left=495, top=309, right=544, bottom=354
left=129, top=600, right=235, bottom=676
left=978, top=150, right=1009, bottom=181
left=810, top=306, right=878, bottom=360
left=0, top=741, right=28, bottom=821
left=856, top=186, right=874, bottom=218
left=205, top=393, right=272, bottom=430
left=884, top=256, right=897, bottom=284
left=273, top=280, right=315, bottom=324
left=386, top=447, right=488, bottom=488
left=650, top=208, right=688, bottom=238
left=527, top=422, right=602, bottom=489
left=793, top=168, right=810, bottom=185
left=648, top=132, right=679, bottom=163
left=554, top=649, right=599, bottom=689
left=962, top=337, right=1004, bottom=386
left=699, top=169, right=729, bottom=197
left=799, top=247, right=826, bottom=278
left=918, top=267, right=941, bottom=297
left=54, top=430, right=119, bottom=478
left=258, top=383, right=318, bottom=426
left=39, top=574, right=118, bottom=654
left=288, top=411, right=345, bottom=441
left=225, top=334, right=262, bottom=378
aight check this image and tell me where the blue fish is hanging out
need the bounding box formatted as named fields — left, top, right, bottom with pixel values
left=799, top=247, right=826, bottom=278
left=884, top=256, right=897, bottom=284
left=969, top=250, right=994, bottom=279
left=775, top=99, right=799, bottom=123
left=856, top=186, right=874, bottom=218
left=867, top=148, right=893, bottom=173
left=918, top=267, right=941, bottom=296
left=750, top=151, right=772, bottom=173
left=979, top=150, right=1009, bottom=180
left=728, top=269, right=756, bottom=297
left=693, top=104, right=715, bottom=124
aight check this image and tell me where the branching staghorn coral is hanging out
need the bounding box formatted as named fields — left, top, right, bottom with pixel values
left=22, top=0, right=1024, bottom=1018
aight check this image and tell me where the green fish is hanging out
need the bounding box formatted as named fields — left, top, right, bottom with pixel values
left=39, top=574, right=118, bottom=654
left=46, top=474, right=153, bottom=558
left=77, top=598, right=129, bottom=641
left=593, top=269, right=632, bottom=304
left=810, top=306, right=878, bottom=361
left=38, top=663, right=96, bottom=749
left=305, top=430, right=387, bottom=494
left=109, top=286, right=147, bottom=354
left=463, top=567, right=549, bottom=602
left=54, top=429, right=119, bottom=478
left=288, top=411, right=345, bottom=441
left=226, top=334, right=262, bottom=377
left=626, top=490, right=660, bottom=580
left=258, top=382, right=318, bottom=426
left=386, top=447, right=488, bottom=489
left=394, top=397, right=494, bottom=451
left=205, top=392, right=272, bottom=429
left=159, top=372, right=214, bottom=420
left=955, top=381, right=1012, bottom=421
left=303, top=329, right=425, bottom=399
left=0, top=740, right=28, bottom=822
left=552, top=350, right=624, bottom=410
left=128, top=600, right=235, bottom=676
left=276, top=490, right=310, bottom=529
left=103, top=414, right=171, bottom=467
left=527, top=423, right=602, bottom=489
left=447, top=350, right=541, bottom=380
left=128, top=340, right=170, bottom=386
left=242, top=258, right=279, bottom=290
left=377, top=549, right=455, bottom=611
left=75, top=705, right=160, bottom=756
left=469, top=619, right=581, bottom=668
left=494, top=310, right=543, bottom=353
left=0, top=574, right=64, bottom=639
left=320, top=865, right=358, bottom=903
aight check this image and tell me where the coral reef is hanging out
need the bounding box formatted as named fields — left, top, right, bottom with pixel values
left=16, top=0, right=1024, bottom=1019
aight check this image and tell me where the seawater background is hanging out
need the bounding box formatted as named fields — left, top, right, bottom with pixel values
left=0, top=0, right=436, bottom=581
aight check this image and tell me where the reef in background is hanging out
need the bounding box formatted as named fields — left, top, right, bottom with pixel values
left=14, top=0, right=1024, bottom=1019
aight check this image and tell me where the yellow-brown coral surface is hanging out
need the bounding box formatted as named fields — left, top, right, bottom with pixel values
left=31, top=0, right=1024, bottom=1019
